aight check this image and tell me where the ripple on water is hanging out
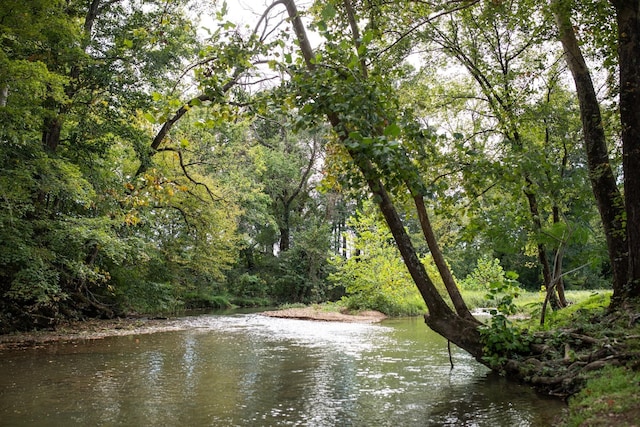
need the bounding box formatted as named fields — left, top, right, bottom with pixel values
left=0, top=314, right=566, bottom=426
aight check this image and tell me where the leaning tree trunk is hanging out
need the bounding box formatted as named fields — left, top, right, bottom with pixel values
left=354, top=154, right=484, bottom=358
left=552, top=0, right=629, bottom=304
left=280, top=0, right=485, bottom=359
left=413, top=195, right=479, bottom=323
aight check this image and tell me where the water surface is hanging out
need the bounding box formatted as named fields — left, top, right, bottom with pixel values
left=0, top=314, right=565, bottom=426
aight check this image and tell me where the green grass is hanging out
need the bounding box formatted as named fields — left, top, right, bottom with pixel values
left=563, top=366, right=640, bottom=426
left=459, top=289, right=610, bottom=312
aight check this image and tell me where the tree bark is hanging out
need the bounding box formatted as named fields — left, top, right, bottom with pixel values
left=42, top=117, right=62, bottom=152
left=413, top=195, right=479, bottom=323
left=279, top=0, right=485, bottom=359
left=523, top=177, right=563, bottom=309
left=0, top=84, right=8, bottom=107
left=552, top=1, right=629, bottom=303
left=613, top=0, right=640, bottom=299
left=279, top=205, right=291, bottom=252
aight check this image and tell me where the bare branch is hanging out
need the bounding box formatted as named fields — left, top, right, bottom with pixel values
left=156, top=147, right=222, bottom=203
left=373, top=0, right=481, bottom=61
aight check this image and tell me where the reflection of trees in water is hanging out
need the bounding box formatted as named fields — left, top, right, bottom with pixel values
left=0, top=315, right=564, bottom=426
left=427, top=372, right=563, bottom=426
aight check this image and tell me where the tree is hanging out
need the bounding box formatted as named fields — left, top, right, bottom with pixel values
left=259, top=0, right=484, bottom=358
left=0, top=0, right=242, bottom=327
left=256, top=0, right=640, bottom=374
left=612, top=0, right=640, bottom=300
left=421, top=0, right=579, bottom=309
left=251, top=117, right=323, bottom=253
left=552, top=0, right=640, bottom=304
left=329, top=202, right=429, bottom=315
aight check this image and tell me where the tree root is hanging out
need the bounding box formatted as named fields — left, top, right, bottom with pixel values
left=499, top=325, right=638, bottom=398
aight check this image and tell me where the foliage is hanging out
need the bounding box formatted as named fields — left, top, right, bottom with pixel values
left=460, top=257, right=521, bottom=292
left=533, top=292, right=611, bottom=332
left=328, top=204, right=428, bottom=316
left=479, top=315, right=533, bottom=369
left=0, top=0, right=628, bottom=352
left=234, top=273, right=268, bottom=299
left=269, top=220, right=335, bottom=303
left=476, top=257, right=528, bottom=368
left=0, top=0, right=243, bottom=329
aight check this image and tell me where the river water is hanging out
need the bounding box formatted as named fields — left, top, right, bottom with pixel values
left=0, top=314, right=565, bottom=426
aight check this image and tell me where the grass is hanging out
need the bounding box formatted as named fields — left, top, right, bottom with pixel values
left=333, top=289, right=613, bottom=318
left=563, top=366, right=640, bottom=426
left=459, top=288, right=613, bottom=330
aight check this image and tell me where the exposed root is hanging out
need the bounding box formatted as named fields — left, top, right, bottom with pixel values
left=498, top=307, right=640, bottom=398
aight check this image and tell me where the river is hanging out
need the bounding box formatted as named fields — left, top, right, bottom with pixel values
left=0, top=313, right=565, bottom=426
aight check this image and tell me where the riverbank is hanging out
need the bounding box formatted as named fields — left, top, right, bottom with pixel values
left=0, top=317, right=192, bottom=350
left=0, top=308, right=386, bottom=350
left=261, top=307, right=387, bottom=323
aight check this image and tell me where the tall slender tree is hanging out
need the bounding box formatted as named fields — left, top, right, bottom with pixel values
left=552, top=0, right=640, bottom=305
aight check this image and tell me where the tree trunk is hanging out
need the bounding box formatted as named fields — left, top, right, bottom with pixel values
left=552, top=1, right=629, bottom=303
left=354, top=155, right=484, bottom=358
left=42, top=116, right=62, bottom=152
left=278, top=0, right=485, bottom=358
left=0, top=84, right=8, bottom=107
left=552, top=206, right=569, bottom=307
left=279, top=224, right=290, bottom=252
left=523, top=179, right=563, bottom=309
left=413, top=195, right=478, bottom=323
left=613, top=0, right=640, bottom=300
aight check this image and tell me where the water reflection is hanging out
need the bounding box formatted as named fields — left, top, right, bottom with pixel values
left=0, top=314, right=565, bottom=426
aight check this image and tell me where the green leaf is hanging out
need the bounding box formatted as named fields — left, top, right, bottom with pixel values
left=321, top=4, right=336, bottom=21
left=143, top=112, right=156, bottom=123
left=348, top=131, right=362, bottom=141
left=383, top=123, right=401, bottom=138
left=362, top=29, right=374, bottom=46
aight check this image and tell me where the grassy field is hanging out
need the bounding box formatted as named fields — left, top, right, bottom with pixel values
left=461, top=289, right=611, bottom=316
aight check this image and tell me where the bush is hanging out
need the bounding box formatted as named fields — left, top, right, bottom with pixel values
left=460, top=256, right=521, bottom=292
left=183, top=293, right=232, bottom=309
left=234, top=273, right=268, bottom=298
left=328, top=205, right=427, bottom=316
